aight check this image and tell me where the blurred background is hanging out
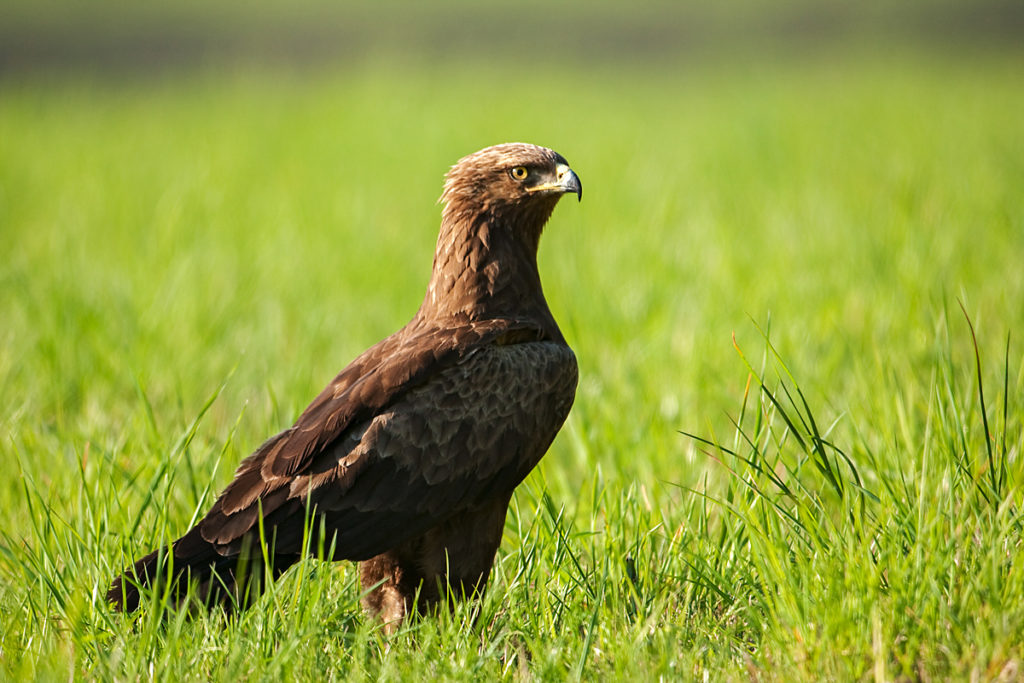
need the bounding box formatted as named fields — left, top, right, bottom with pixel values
left=1, top=0, right=1021, bottom=74
left=0, top=0, right=1019, bottom=75
left=2, top=0, right=1022, bottom=494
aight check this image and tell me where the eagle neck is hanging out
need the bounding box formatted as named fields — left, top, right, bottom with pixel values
left=420, top=206, right=556, bottom=330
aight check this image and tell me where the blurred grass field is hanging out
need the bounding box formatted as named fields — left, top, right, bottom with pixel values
left=1, top=21, right=1024, bottom=680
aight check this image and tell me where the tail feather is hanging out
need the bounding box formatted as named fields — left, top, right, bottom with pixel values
left=107, top=526, right=297, bottom=613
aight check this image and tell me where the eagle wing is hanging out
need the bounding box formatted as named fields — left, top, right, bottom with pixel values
left=194, top=319, right=577, bottom=562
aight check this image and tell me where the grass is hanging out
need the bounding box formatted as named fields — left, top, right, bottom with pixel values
left=1, top=50, right=1023, bottom=679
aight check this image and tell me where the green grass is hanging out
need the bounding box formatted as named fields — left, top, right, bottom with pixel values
left=2, top=52, right=1023, bottom=679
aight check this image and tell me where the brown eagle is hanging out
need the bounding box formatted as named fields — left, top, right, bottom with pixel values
left=108, top=143, right=582, bottom=629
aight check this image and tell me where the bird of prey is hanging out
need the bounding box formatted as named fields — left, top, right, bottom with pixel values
left=108, top=142, right=582, bottom=630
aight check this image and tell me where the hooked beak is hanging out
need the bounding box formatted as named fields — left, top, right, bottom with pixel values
left=527, top=163, right=583, bottom=201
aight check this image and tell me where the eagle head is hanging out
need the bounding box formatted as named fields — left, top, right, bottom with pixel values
left=440, top=143, right=582, bottom=226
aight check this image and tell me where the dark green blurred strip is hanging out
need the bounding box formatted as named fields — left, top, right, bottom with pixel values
left=1, top=1, right=1022, bottom=76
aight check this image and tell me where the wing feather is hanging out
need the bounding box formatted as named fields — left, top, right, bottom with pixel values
left=197, top=318, right=573, bottom=561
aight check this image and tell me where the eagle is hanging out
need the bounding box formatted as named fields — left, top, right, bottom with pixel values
left=108, top=142, right=582, bottom=630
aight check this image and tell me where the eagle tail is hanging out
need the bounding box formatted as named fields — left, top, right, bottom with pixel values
left=107, top=526, right=295, bottom=613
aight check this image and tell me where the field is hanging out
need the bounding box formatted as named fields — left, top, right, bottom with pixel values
left=2, top=38, right=1024, bottom=680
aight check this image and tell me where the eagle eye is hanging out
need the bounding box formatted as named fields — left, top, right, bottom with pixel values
left=509, top=166, right=529, bottom=181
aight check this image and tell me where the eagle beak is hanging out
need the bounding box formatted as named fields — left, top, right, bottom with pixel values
left=558, top=165, right=583, bottom=202
left=527, top=163, right=583, bottom=201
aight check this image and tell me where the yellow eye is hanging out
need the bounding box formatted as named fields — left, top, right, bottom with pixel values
left=510, top=166, right=528, bottom=180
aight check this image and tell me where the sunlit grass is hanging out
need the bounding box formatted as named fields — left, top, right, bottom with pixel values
left=1, top=53, right=1022, bottom=679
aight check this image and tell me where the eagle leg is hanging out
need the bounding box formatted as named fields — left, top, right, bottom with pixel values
left=358, top=494, right=512, bottom=633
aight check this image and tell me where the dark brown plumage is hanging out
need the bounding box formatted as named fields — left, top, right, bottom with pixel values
left=108, top=143, right=582, bottom=629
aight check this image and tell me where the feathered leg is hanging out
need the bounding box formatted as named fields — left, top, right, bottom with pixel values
left=358, top=495, right=511, bottom=632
